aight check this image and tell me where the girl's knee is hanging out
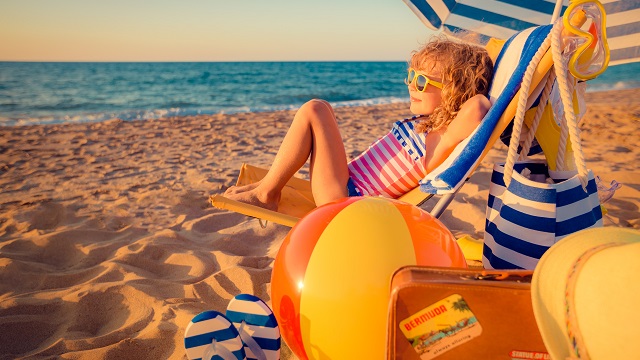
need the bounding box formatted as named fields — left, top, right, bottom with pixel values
left=298, top=99, right=335, bottom=122
left=308, top=99, right=332, bottom=108
left=302, top=99, right=333, bottom=114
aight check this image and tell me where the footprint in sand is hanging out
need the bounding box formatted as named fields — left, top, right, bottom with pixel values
left=0, top=299, right=65, bottom=356
left=28, top=201, right=65, bottom=231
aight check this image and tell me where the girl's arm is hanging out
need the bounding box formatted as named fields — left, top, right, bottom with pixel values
left=423, top=94, right=491, bottom=173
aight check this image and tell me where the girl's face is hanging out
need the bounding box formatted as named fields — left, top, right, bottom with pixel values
left=407, top=66, right=443, bottom=115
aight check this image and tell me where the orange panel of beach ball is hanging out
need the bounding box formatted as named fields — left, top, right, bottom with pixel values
left=270, top=196, right=466, bottom=360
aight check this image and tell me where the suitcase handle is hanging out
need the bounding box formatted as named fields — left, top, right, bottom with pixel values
left=462, top=270, right=533, bottom=281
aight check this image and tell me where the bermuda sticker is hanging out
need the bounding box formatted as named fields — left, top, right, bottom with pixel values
left=399, top=294, right=482, bottom=359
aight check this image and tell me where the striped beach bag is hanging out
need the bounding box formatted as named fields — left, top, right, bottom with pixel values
left=483, top=24, right=603, bottom=270
left=483, top=160, right=602, bottom=270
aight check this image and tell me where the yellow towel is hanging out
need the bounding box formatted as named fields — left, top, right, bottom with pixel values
left=456, top=234, right=484, bottom=262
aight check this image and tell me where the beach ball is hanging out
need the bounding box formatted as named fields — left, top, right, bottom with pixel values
left=270, top=196, right=466, bottom=360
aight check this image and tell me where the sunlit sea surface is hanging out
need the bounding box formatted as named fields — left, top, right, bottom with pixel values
left=1, top=61, right=638, bottom=126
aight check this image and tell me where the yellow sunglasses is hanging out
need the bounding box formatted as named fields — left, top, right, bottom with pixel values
left=405, top=68, right=443, bottom=92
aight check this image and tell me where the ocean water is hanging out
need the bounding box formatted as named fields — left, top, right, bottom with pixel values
left=0, top=61, right=638, bottom=127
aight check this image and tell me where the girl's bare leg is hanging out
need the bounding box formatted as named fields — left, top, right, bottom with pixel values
left=224, top=99, right=350, bottom=210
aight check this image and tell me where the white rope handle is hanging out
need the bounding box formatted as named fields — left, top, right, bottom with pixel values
left=555, top=75, right=575, bottom=171
left=518, top=70, right=557, bottom=161
left=551, top=21, right=589, bottom=189
left=504, top=21, right=590, bottom=190
left=556, top=112, right=569, bottom=170
left=503, top=29, right=554, bottom=187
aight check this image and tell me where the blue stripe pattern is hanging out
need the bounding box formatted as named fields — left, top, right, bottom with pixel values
left=443, top=25, right=492, bottom=45
left=210, top=350, right=246, bottom=360
left=556, top=204, right=602, bottom=236
left=184, top=311, right=245, bottom=360
left=483, top=243, right=520, bottom=269
left=487, top=193, right=498, bottom=210
left=484, top=162, right=603, bottom=270
left=393, top=120, right=426, bottom=161
left=406, top=0, right=443, bottom=29
left=611, top=47, right=640, bottom=64
left=403, top=0, right=564, bottom=43
left=226, top=310, right=278, bottom=328
left=454, top=4, right=538, bottom=31
left=482, top=244, right=524, bottom=269
left=508, top=180, right=556, bottom=203
left=184, top=327, right=240, bottom=348
left=607, top=21, right=640, bottom=38
left=500, top=206, right=555, bottom=231
left=604, top=0, right=639, bottom=13
left=602, top=0, right=640, bottom=65
left=403, top=0, right=639, bottom=65
left=556, top=177, right=597, bottom=206
left=251, top=337, right=281, bottom=352
left=486, top=221, right=553, bottom=259
left=497, top=0, right=563, bottom=14
left=226, top=294, right=281, bottom=360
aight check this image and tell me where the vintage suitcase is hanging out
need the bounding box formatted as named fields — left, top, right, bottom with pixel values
left=387, top=266, right=549, bottom=360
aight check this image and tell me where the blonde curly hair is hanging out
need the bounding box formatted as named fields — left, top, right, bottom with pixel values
left=410, top=35, right=494, bottom=133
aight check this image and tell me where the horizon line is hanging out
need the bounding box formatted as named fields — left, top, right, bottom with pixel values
left=0, top=59, right=410, bottom=63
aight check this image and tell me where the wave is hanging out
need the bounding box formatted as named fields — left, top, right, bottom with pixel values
left=0, top=96, right=408, bottom=127
left=4, top=78, right=639, bottom=127
left=585, top=80, right=640, bottom=92
left=2, top=61, right=637, bottom=127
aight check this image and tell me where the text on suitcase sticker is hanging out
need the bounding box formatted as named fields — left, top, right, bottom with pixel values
left=399, top=294, right=482, bottom=359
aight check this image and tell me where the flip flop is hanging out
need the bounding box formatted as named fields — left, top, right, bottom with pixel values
left=184, top=310, right=247, bottom=360
left=226, top=294, right=281, bottom=360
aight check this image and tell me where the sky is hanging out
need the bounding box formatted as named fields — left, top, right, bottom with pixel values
left=0, top=0, right=436, bottom=62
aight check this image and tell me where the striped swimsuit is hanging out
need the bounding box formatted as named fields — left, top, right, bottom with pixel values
left=347, top=116, right=428, bottom=198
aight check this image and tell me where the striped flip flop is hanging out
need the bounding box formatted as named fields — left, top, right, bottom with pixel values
left=184, top=310, right=247, bottom=360
left=226, top=294, right=281, bottom=360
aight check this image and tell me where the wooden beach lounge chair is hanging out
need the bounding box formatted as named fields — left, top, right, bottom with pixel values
left=211, top=25, right=563, bottom=229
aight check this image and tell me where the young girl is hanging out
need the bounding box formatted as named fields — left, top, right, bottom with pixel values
left=224, top=36, right=494, bottom=211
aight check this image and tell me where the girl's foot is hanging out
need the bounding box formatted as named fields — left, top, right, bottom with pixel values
left=224, top=187, right=281, bottom=212
left=224, top=181, right=261, bottom=195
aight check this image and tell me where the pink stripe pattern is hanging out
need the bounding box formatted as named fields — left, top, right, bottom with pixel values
left=348, top=119, right=428, bottom=198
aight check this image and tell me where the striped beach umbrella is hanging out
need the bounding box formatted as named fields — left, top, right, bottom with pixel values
left=403, top=0, right=640, bottom=65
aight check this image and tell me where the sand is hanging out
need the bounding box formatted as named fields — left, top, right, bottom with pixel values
left=0, top=88, right=638, bottom=359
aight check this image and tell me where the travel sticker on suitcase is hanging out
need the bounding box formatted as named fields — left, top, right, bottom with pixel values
left=399, top=294, right=482, bottom=359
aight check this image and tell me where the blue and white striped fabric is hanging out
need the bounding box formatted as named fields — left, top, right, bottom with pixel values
left=226, top=294, right=281, bottom=360
left=403, top=0, right=568, bottom=44
left=402, top=0, right=639, bottom=65
left=420, top=25, right=553, bottom=194
left=483, top=161, right=603, bottom=269
left=184, top=311, right=246, bottom=360
left=604, top=0, right=640, bottom=65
